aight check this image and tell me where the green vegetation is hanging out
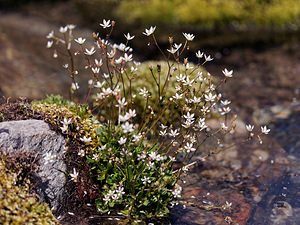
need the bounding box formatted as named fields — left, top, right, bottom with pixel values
left=119, top=0, right=300, bottom=27
left=121, top=60, right=210, bottom=124
left=0, top=154, right=59, bottom=225
left=76, top=0, right=300, bottom=28
left=32, top=99, right=178, bottom=223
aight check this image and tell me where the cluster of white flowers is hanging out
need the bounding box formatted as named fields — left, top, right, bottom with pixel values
left=172, top=184, right=182, bottom=198
left=103, top=185, right=125, bottom=204
left=45, top=21, right=273, bottom=219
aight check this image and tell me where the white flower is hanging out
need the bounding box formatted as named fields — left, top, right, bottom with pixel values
left=221, top=123, right=228, bottom=130
left=100, top=19, right=111, bottom=29
left=126, top=109, right=136, bottom=119
left=147, top=161, right=155, bottom=169
left=94, top=81, right=105, bottom=88
left=222, top=68, right=233, bottom=78
left=169, top=129, right=180, bottom=138
left=184, top=112, right=195, bottom=122
left=80, top=136, right=92, bottom=143
left=84, top=47, right=96, bottom=56
left=118, top=137, right=127, bottom=145
left=103, top=195, right=110, bottom=204
left=133, top=134, right=142, bottom=142
left=167, top=47, right=178, bottom=54
left=71, top=82, right=80, bottom=90
left=173, top=43, right=182, bottom=49
left=115, top=57, right=123, bottom=64
left=185, top=63, right=194, bottom=70
left=107, top=50, right=115, bottom=58
left=246, top=124, right=254, bottom=132
left=149, top=152, right=158, bottom=160
left=60, top=124, right=68, bottom=133
left=124, top=33, right=135, bottom=40
left=119, top=114, right=130, bottom=122
left=196, top=50, right=204, bottom=58
left=44, top=152, right=56, bottom=164
left=219, top=107, right=231, bottom=115
left=160, top=124, right=168, bottom=130
left=59, top=26, right=68, bottom=33
left=141, top=176, right=151, bottom=185
left=205, top=92, right=216, bottom=102
left=75, top=37, right=86, bottom=45
left=192, top=96, right=201, bottom=103
left=95, top=59, right=103, bottom=67
left=221, top=100, right=231, bottom=105
left=184, top=142, right=196, bottom=153
left=70, top=168, right=79, bottom=182
left=201, top=106, right=210, bottom=114
left=183, top=33, right=195, bottom=41
left=121, top=122, right=134, bottom=133
left=139, top=87, right=149, bottom=97
left=78, top=149, right=85, bottom=157
left=123, top=53, right=133, bottom=62
left=143, top=26, right=156, bottom=36
left=116, top=186, right=125, bottom=196
left=46, top=30, right=54, bottom=39
left=62, top=117, right=72, bottom=126
left=92, top=67, right=100, bottom=74
left=261, top=126, right=270, bottom=135
left=196, top=118, right=208, bottom=131
left=172, top=184, right=182, bottom=198
left=176, top=74, right=186, bottom=83
left=68, top=24, right=76, bottom=30
left=115, top=97, right=127, bottom=108
left=46, top=41, right=53, bottom=48
left=182, top=120, right=194, bottom=129
left=204, top=54, right=213, bottom=62
left=92, top=153, right=99, bottom=160
left=103, top=73, right=110, bottom=79
left=102, top=87, right=112, bottom=96
left=159, top=130, right=167, bottom=136
left=172, top=93, right=183, bottom=100
left=183, top=76, right=194, bottom=86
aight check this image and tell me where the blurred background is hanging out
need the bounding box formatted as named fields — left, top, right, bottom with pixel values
left=0, top=0, right=299, bottom=113
left=1, top=1, right=300, bottom=224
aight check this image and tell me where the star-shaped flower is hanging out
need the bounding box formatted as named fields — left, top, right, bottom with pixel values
left=222, top=68, right=233, bottom=78
left=183, top=33, right=195, bottom=41
left=143, top=26, right=156, bottom=36
left=100, top=19, right=111, bottom=28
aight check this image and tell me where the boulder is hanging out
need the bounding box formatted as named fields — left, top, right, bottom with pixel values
left=0, top=119, right=66, bottom=212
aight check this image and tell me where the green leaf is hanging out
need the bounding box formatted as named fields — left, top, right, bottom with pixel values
left=143, top=199, right=150, bottom=206
left=97, top=172, right=106, bottom=181
left=128, top=165, right=134, bottom=181
left=108, top=201, right=115, bottom=207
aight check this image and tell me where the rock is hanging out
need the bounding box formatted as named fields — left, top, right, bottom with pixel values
left=0, top=119, right=66, bottom=212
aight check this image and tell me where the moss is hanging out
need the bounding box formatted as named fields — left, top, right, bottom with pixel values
left=0, top=154, right=59, bottom=225
left=117, top=0, right=300, bottom=27
left=122, top=60, right=211, bottom=124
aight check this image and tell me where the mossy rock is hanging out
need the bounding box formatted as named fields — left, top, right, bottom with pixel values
left=0, top=154, right=59, bottom=225
left=124, top=60, right=210, bottom=124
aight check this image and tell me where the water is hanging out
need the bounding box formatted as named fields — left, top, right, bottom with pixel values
left=170, top=104, right=300, bottom=225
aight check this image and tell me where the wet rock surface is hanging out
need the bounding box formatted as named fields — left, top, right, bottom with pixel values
left=170, top=104, right=300, bottom=225
left=0, top=119, right=67, bottom=211
left=0, top=12, right=98, bottom=101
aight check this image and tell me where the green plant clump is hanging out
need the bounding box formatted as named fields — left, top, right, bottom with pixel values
left=31, top=100, right=178, bottom=222
left=0, top=155, right=59, bottom=225
left=40, top=21, right=271, bottom=223
left=77, top=0, right=300, bottom=28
